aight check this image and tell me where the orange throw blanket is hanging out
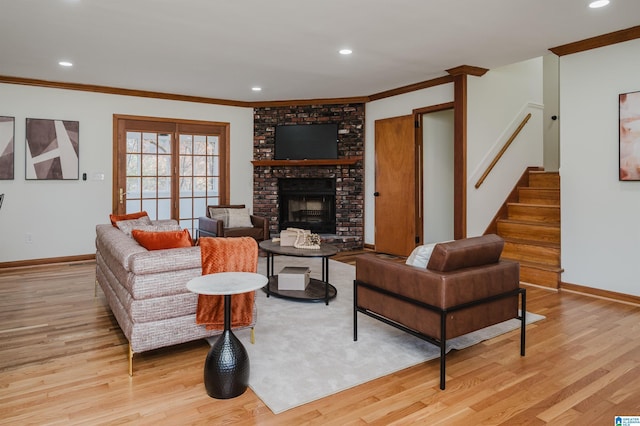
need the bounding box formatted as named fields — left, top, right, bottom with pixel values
left=196, top=237, right=258, bottom=330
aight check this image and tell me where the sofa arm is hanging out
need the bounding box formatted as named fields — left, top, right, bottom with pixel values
left=129, top=246, right=202, bottom=275
left=198, top=216, right=223, bottom=237
left=250, top=214, right=269, bottom=240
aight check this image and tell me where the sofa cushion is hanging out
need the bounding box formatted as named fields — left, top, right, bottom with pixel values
left=115, top=217, right=156, bottom=236
left=208, top=207, right=253, bottom=228
left=405, top=243, right=438, bottom=268
left=132, top=229, right=193, bottom=250
left=426, top=234, right=504, bottom=272
left=109, top=210, right=149, bottom=227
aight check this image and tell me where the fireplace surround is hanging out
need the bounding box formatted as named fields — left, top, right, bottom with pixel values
left=252, top=103, right=365, bottom=251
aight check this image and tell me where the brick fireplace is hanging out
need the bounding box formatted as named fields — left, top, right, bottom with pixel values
left=252, top=103, right=365, bottom=251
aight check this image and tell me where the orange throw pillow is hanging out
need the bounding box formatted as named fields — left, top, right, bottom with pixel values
left=109, top=211, right=148, bottom=227
left=131, top=229, right=193, bottom=250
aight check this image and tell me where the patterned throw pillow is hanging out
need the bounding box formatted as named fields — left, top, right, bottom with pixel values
left=109, top=211, right=148, bottom=227
left=405, top=243, right=438, bottom=268
left=208, top=207, right=253, bottom=228
left=115, top=216, right=157, bottom=236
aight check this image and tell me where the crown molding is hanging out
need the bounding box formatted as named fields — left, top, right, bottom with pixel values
left=0, top=75, right=251, bottom=107
left=446, top=65, right=489, bottom=77
left=549, top=25, right=640, bottom=56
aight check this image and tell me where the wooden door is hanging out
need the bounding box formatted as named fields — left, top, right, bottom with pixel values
left=374, top=115, right=419, bottom=256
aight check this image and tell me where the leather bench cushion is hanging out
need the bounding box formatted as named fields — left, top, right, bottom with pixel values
left=427, top=234, right=504, bottom=272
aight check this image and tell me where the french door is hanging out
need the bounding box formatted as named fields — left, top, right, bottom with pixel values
left=113, top=115, right=230, bottom=236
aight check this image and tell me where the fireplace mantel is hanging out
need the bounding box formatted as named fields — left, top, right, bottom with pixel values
left=251, top=156, right=361, bottom=167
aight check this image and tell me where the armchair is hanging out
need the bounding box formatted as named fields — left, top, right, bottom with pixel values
left=354, top=234, right=525, bottom=390
left=198, top=204, right=269, bottom=242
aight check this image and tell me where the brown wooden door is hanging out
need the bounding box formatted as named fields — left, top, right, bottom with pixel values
left=374, top=115, right=419, bottom=256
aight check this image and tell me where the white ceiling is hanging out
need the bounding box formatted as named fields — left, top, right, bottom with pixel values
left=1, top=0, right=639, bottom=103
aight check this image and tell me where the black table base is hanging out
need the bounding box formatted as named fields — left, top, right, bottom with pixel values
left=204, top=294, right=250, bottom=399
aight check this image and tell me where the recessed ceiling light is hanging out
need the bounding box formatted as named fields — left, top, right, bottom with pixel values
left=339, top=49, right=352, bottom=55
left=589, top=0, right=610, bottom=8
left=252, top=87, right=262, bottom=92
left=58, top=61, right=73, bottom=67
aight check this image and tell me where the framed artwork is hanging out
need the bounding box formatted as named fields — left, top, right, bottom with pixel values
left=619, top=91, right=640, bottom=181
left=26, top=118, right=79, bottom=180
left=0, top=116, right=15, bottom=180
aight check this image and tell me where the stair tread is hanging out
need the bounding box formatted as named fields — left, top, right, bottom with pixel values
left=498, top=218, right=560, bottom=227
left=508, top=202, right=560, bottom=208
left=502, top=236, right=560, bottom=248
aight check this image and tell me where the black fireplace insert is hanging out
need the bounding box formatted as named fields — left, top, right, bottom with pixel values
left=278, top=178, right=336, bottom=234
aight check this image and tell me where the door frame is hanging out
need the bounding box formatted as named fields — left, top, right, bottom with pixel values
left=112, top=114, right=231, bottom=217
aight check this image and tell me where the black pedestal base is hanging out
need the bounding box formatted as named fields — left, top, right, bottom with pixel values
left=204, top=329, right=250, bottom=399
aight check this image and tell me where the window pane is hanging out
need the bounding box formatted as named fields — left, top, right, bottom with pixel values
left=127, top=132, right=141, bottom=153
left=194, top=135, right=207, bottom=155
left=194, top=177, right=206, bottom=197
left=209, top=160, right=219, bottom=176
left=142, top=199, right=157, bottom=219
left=157, top=199, right=171, bottom=220
left=207, top=136, right=219, bottom=155
left=194, top=197, right=206, bottom=218
left=126, top=199, right=141, bottom=213
left=142, top=133, right=158, bottom=153
left=126, top=154, right=140, bottom=176
left=142, top=156, right=157, bottom=176
left=194, top=156, right=206, bottom=176
left=158, top=133, right=172, bottom=154
left=179, top=177, right=192, bottom=197
left=180, top=134, right=192, bottom=154
left=126, top=177, right=141, bottom=198
left=179, top=156, right=192, bottom=176
left=158, top=155, right=171, bottom=177
left=180, top=198, right=193, bottom=218
left=207, top=197, right=220, bottom=206
left=208, top=177, right=219, bottom=194
left=157, top=177, right=171, bottom=198
left=142, top=177, right=157, bottom=198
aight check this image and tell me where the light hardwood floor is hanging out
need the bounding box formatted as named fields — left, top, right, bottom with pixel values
left=1, top=257, right=639, bottom=425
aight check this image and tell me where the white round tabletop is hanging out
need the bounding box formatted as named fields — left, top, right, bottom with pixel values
left=186, top=272, right=268, bottom=295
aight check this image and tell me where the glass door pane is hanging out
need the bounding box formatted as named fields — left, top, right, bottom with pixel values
left=125, top=131, right=172, bottom=220
left=179, top=133, right=220, bottom=235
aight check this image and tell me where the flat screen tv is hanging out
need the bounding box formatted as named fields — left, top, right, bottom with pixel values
left=274, top=123, right=338, bottom=160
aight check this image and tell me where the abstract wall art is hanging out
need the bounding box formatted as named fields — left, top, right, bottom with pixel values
left=619, top=91, right=640, bottom=181
left=26, top=118, right=79, bottom=180
left=0, top=116, right=15, bottom=180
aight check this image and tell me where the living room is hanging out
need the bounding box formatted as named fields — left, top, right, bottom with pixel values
left=1, top=1, right=640, bottom=423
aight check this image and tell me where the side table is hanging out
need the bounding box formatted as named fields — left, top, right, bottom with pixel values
left=186, top=272, right=268, bottom=399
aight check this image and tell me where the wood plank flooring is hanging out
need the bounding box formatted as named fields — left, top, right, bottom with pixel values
left=1, top=256, right=639, bottom=425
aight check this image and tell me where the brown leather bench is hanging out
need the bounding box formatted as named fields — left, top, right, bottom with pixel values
left=354, top=234, right=525, bottom=389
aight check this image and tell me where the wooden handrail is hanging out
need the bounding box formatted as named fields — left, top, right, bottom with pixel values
left=475, top=113, right=531, bottom=189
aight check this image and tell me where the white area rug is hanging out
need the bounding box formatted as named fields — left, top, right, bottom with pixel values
left=213, top=256, right=544, bottom=414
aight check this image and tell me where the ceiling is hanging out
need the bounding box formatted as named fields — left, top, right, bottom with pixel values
left=1, top=0, right=639, bottom=103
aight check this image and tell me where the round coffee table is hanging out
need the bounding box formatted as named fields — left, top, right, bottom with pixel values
left=259, top=240, right=338, bottom=305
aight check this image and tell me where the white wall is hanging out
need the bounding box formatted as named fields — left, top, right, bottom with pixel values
left=0, top=83, right=253, bottom=263
left=560, top=38, right=640, bottom=296
left=466, top=58, right=544, bottom=236
left=364, top=85, right=454, bottom=245
left=423, top=109, right=454, bottom=243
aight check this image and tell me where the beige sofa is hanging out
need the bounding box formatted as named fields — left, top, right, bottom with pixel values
left=95, top=220, right=256, bottom=375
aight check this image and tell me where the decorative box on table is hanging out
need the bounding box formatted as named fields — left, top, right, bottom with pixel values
left=279, top=228, right=310, bottom=246
left=278, top=266, right=311, bottom=290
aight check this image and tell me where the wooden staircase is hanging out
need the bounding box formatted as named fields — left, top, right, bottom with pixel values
left=496, top=170, right=562, bottom=289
